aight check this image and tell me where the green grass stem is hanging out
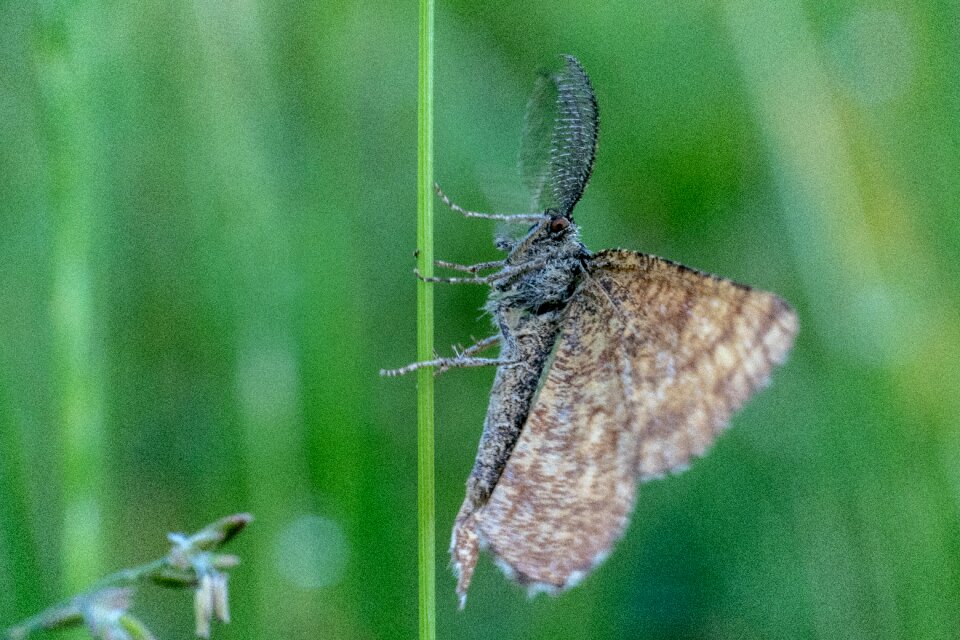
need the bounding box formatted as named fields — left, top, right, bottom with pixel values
left=417, top=0, right=436, bottom=637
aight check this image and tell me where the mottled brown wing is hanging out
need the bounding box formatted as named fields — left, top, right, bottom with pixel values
left=466, top=249, right=798, bottom=594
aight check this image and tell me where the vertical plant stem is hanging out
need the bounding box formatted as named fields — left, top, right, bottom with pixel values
left=417, top=0, right=436, bottom=636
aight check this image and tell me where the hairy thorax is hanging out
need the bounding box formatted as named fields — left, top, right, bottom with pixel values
left=489, top=222, right=587, bottom=315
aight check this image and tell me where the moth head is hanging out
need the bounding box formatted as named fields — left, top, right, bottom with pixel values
left=504, top=208, right=581, bottom=263
left=536, top=208, right=578, bottom=244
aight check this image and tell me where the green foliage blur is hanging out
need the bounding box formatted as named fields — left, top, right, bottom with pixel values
left=2, top=1, right=959, bottom=638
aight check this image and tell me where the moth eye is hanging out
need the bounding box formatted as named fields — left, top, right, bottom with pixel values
left=549, top=217, right=570, bottom=233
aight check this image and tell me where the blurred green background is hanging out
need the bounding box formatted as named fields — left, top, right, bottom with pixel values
left=2, top=0, right=959, bottom=638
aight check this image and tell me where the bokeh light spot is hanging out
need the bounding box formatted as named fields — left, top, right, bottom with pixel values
left=272, top=514, right=349, bottom=590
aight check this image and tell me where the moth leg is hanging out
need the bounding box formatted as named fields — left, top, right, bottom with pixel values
left=435, top=259, right=506, bottom=274
left=439, top=335, right=502, bottom=373
left=454, top=334, right=501, bottom=357
left=435, top=183, right=547, bottom=223
left=414, top=259, right=547, bottom=285
left=380, top=355, right=515, bottom=377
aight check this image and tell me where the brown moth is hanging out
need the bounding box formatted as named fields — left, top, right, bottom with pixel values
left=382, top=55, right=798, bottom=607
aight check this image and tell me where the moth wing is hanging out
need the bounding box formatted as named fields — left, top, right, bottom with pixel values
left=465, top=249, right=798, bottom=593
left=589, top=250, right=798, bottom=479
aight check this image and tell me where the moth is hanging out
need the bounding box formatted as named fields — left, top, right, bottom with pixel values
left=383, top=55, right=798, bottom=607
